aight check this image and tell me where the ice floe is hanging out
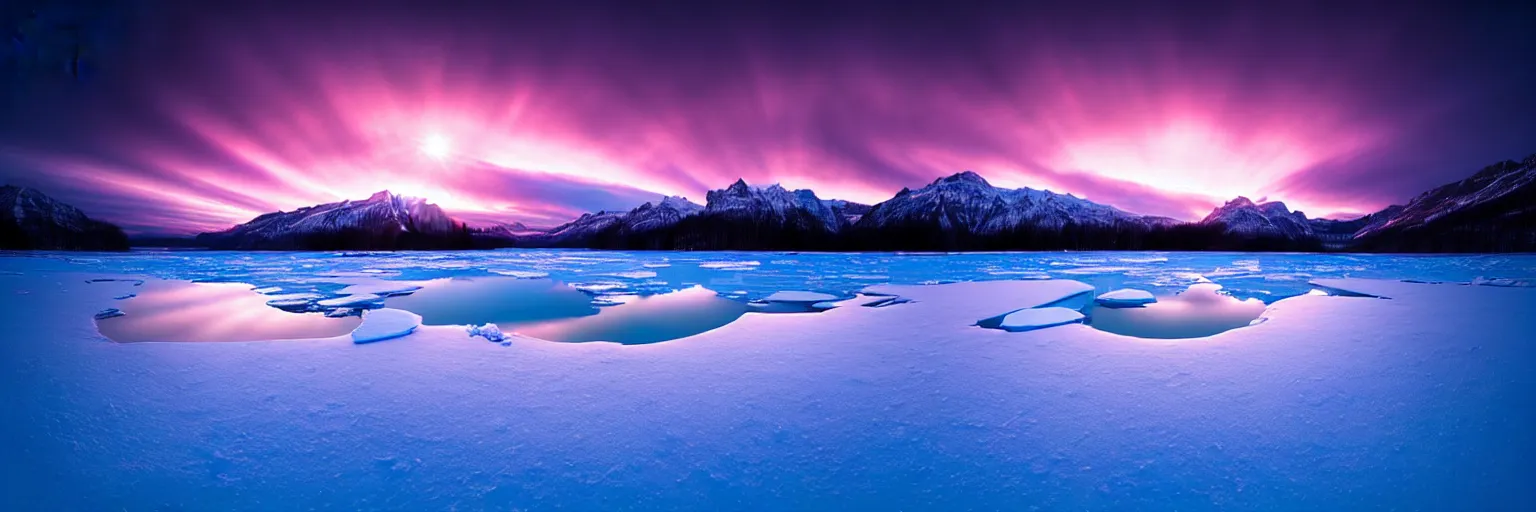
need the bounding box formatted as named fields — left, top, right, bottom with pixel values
left=869, top=279, right=1094, bottom=320
left=1471, top=276, right=1531, bottom=287
left=85, top=278, right=145, bottom=286
left=862, top=296, right=914, bottom=308
left=764, top=291, right=840, bottom=303
left=984, top=270, right=1052, bottom=279
left=337, top=282, right=423, bottom=297
left=265, top=294, right=321, bottom=310
left=699, top=261, right=760, bottom=270
left=351, top=309, right=422, bottom=344
left=1095, top=288, right=1156, bottom=307
left=1308, top=278, right=1395, bottom=299
left=606, top=271, right=659, bottom=279
left=488, top=269, right=550, bottom=279
left=572, top=282, right=629, bottom=293
left=318, top=293, right=383, bottom=307
left=993, top=307, right=1085, bottom=332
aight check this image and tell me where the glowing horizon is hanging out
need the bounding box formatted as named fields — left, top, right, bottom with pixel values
left=3, top=1, right=1533, bottom=235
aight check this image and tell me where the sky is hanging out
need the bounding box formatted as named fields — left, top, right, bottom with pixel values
left=2, top=0, right=1534, bottom=234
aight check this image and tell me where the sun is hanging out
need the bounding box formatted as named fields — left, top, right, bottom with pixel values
left=419, top=133, right=452, bottom=160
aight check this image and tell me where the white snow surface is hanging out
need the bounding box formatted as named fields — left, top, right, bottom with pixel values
left=1096, top=288, right=1157, bottom=306
left=350, top=308, right=422, bottom=343
left=4, top=269, right=1536, bottom=510
left=995, top=307, right=1085, bottom=332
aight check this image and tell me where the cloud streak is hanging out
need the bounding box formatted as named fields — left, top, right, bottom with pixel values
left=2, top=0, right=1533, bottom=233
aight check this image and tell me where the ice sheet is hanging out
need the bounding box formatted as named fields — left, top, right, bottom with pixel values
left=4, top=253, right=1536, bottom=510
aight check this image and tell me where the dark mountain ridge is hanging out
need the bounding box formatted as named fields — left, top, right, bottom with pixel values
left=1, top=185, right=128, bottom=251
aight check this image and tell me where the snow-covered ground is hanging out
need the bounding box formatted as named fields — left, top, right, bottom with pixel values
left=3, top=250, right=1535, bottom=509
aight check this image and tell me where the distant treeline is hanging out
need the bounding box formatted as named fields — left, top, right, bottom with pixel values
left=2, top=215, right=128, bottom=251
left=197, top=224, right=477, bottom=251
left=486, top=214, right=1327, bottom=253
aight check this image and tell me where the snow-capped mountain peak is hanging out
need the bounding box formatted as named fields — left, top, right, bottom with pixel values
left=1200, top=196, right=1314, bottom=239
left=657, top=195, right=704, bottom=215
left=704, top=179, right=842, bottom=232
left=196, top=190, right=467, bottom=250
left=936, top=170, right=990, bottom=186
left=858, top=171, right=1165, bottom=233
left=3, top=185, right=93, bottom=230
left=624, top=196, right=704, bottom=233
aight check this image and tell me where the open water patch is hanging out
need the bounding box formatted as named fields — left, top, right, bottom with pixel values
left=95, top=280, right=361, bottom=342
left=1083, top=283, right=1266, bottom=339
left=93, top=276, right=758, bottom=345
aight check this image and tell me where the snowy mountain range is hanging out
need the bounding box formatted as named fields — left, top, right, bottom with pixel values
left=1, top=185, right=128, bottom=250
left=1309, top=205, right=1405, bottom=249
left=454, top=157, right=1536, bottom=252
left=1350, top=154, right=1536, bottom=252
left=822, top=199, right=872, bottom=223
left=1198, top=197, right=1315, bottom=240
left=482, top=173, right=1205, bottom=251
left=513, top=195, right=707, bottom=247
left=196, top=191, right=473, bottom=250
left=855, top=171, right=1176, bottom=234
left=508, top=180, right=846, bottom=249
left=705, top=179, right=845, bottom=233
left=55, top=151, right=1525, bottom=253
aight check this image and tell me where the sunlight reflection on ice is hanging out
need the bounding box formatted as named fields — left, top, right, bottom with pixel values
left=96, top=280, right=360, bottom=342
left=509, top=286, right=747, bottom=344
left=1086, top=283, right=1266, bottom=339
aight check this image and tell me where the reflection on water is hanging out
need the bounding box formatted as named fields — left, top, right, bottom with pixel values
left=1087, top=283, right=1266, bottom=339
left=384, top=278, right=748, bottom=344
left=94, top=277, right=751, bottom=345
left=383, top=277, right=597, bottom=325
left=511, top=286, right=748, bottom=344
left=96, top=281, right=361, bottom=342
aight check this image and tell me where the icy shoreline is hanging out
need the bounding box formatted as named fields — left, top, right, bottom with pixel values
left=4, top=262, right=1536, bottom=509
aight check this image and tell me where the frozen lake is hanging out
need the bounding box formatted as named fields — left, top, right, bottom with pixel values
left=3, top=249, right=1535, bottom=509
